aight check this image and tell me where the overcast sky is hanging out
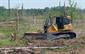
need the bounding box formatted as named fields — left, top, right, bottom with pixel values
left=0, top=0, right=85, bottom=9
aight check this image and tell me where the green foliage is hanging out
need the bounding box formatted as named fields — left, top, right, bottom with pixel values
left=0, top=39, right=16, bottom=47
left=67, top=0, right=80, bottom=19
left=0, top=3, right=82, bottom=20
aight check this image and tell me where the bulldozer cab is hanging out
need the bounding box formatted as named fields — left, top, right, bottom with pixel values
left=56, top=16, right=71, bottom=29
left=44, top=16, right=72, bottom=33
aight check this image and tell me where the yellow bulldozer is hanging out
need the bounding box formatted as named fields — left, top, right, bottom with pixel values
left=23, top=15, right=76, bottom=40
left=44, top=16, right=72, bottom=32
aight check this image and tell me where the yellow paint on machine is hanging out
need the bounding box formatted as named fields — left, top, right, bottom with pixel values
left=48, top=24, right=58, bottom=32
left=64, top=23, right=72, bottom=31
left=48, top=23, right=72, bottom=33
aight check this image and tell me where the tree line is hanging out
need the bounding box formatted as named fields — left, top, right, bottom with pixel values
left=0, top=0, right=85, bottom=21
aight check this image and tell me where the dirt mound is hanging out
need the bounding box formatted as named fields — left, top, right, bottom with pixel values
left=31, top=39, right=65, bottom=47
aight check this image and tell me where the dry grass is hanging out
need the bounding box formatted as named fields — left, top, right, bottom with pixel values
left=0, top=16, right=85, bottom=54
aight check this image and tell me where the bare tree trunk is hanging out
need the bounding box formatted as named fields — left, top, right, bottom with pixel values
left=33, top=15, right=36, bottom=25
left=16, top=10, right=20, bottom=33
left=8, top=0, right=10, bottom=16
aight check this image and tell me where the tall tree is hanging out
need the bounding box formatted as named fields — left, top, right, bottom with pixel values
left=67, top=0, right=80, bottom=20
